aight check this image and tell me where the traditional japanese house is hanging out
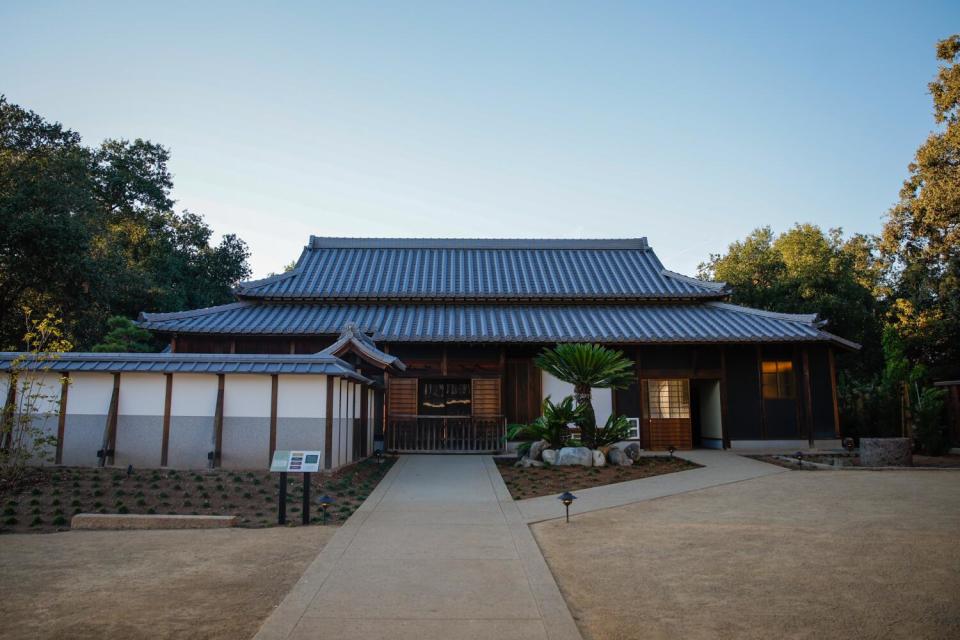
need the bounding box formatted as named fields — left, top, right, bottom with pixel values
left=135, top=237, right=858, bottom=453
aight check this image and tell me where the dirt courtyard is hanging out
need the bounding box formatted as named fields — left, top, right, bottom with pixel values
left=0, top=525, right=334, bottom=640
left=534, top=469, right=960, bottom=640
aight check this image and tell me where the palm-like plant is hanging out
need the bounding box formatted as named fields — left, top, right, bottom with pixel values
left=507, top=395, right=585, bottom=452
left=534, top=343, right=636, bottom=448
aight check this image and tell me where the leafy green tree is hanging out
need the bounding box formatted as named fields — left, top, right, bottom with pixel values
left=0, top=97, right=251, bottom=350
left=880, top=35, right=960, bottom=380
left=534, top=344, right=635, bottom=448
left=90, top=316, right=155, bottom=353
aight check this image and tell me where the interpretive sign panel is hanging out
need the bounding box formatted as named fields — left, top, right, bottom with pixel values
left=270, top=450, right=322, bottom=473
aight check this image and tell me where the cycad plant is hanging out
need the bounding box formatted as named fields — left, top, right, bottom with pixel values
left=535, top=343, right=635, bottom=448
left=507, top=395, right=585, bottom=453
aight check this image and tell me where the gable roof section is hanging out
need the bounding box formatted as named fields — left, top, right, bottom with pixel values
left=320, top=323, right=406, bottom=371
left=138, top=301, right=859, bottom=349
left=235, top=237, right=728, bottom=301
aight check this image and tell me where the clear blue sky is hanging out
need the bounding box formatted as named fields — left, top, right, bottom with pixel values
left=2, top=1, right=956, bottom=278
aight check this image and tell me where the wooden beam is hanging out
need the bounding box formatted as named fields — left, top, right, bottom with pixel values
left=719, top=347, right=730, bottom=449
left=99, top=373, right=121, bottom=467
left=269, top=374, right=278, bottom=463
left=324, top=377, right=335, bottom=470
left=441, top=346, right=448, bottom=376
left=802, top=348, right=815, bottom=448
left=210, top=374, right=225, bottom=468
left=756, top=345, right=767, bottom=440
left=170, top=335, right=178, bottom=353
left=828, top=347, right=841, bottom=438
left=55, top=373, right=69, bottom=464
left=161, top=374, right=172, bottom=467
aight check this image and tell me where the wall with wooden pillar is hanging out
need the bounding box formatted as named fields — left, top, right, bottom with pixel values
left=168, top=374, right=218, bottom=469
left=61, top=373, right=114, bottom=466
left=114, top=373, right=165, bottom=469
left=222, top=374, right=272, bottom=469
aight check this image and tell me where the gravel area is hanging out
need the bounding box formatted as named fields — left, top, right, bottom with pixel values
left=0, top=525, right=335, bottom=640
left=534, top=470, right=960, bottom=640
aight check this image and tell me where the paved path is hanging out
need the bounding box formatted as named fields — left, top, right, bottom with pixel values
left=254, top=455, right=581, bottom=640
left=514, top=449, right=787, bottom=523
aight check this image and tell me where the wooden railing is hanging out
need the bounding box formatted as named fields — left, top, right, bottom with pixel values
left=387, top=415, right=506, bottom=453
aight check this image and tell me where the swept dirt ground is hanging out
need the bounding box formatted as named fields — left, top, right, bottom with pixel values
left=534, top=469, right=960, bottom=640
left=0, top=526, right=335, bottom=640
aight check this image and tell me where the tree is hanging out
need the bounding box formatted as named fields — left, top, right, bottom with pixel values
left=880, top=35, right=960, bottom=380
left=698, top=224, right=885, bottom=378
left=0, top=97, right=251, bottom=350
left=90, top=316, right=155, bottom=353
left=534, top=344, right=635, bottom=448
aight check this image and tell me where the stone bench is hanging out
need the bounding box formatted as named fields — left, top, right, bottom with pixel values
left=71, top=513, right=239, bottom=530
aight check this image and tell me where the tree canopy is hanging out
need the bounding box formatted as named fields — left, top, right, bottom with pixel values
left=0, top=97, right=251, bottom=350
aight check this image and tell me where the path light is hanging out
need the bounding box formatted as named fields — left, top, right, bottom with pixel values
left=843, top=437, right=855, bottom=453
left=126, top=464, right=133, bottom=477
left=375, top=449, right=384, bottom=464
left=558, top=491, right=577, bottom=523
left=317, top=495, right=335, bottom=524
left=795, top=451, right=804, bottom=466
left=667, top=445, right=676, bottom=458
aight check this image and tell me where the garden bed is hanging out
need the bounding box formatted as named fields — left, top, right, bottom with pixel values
left=496, top=456, right=698, bottom=500
left=0, top=457, right=395, bottom=534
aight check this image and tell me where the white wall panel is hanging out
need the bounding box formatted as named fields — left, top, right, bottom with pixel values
left=15, top=372, right=63, bottom=415
left=541, top=371, right=613, bottom=426
left=171, top=374, right=218, bottom=417
left=118, top=373, right=165, bottom=416
left=65, top=373, right=114, bottom=415
left=277, top=375, right=326, bottom=418
left=224, top=375, right=272, bottom=418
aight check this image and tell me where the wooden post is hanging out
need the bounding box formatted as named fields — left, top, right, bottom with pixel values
left=828, top=347, right=841, bottom=437
left=269, top=374, right=278, bottom=464
left=1, top=376, right=16, bottom=451
left=359, top=382, right=369, bottom=458
left=161, top=374, right=172, bottom=467
left=324, top=377, right=334, bottom=470
left=210, top=374, right=225, bottom=468
left=55, top=373, right=70, bottom=464
left=802, top=348, right=815, bottom=448
left=99, top=373, right=121, bottom=467
left=719, top=347, right=730, bottom=449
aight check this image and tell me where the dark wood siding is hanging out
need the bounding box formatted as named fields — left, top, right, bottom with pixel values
left=807, top=345, right=837, bottom=438
left=388, top=378, right=418, bottom=416
left=471, top=379, right=501, bottom=416
left=725, top=345, right=763, bottom=439
left=504, top=358, right=540, bottom=425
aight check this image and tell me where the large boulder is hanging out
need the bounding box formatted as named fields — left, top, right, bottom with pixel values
left=529, top=440, right=549, bottom=462
left=592, top=450, right=606, bottom=467
left=860, top=438, right=912, bottom=467
left=623, top=443, right=642, bottom=461
left=557, top=446, right=593, bottom=466
left=542, top=449, right=557, bottom=465
left=608, top=447, right=632, bottom=466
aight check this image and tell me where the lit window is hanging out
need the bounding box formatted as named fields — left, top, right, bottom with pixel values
left=642, top=379, right=690, bottom=419
left=762, top=360, right=795, bottom=399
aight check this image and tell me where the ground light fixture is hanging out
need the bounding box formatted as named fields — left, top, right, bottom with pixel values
left=317, top=494, right=335, bottom=524
left=843, top=437, right=856, bottom=453
left=795, top=451, right=804, bottom=466
left=126, top=464, right=133, bottom=477
left=558, top=491, right=577, bottom=523
left=375, top=449, right=384, bottom=464
left=667, top=445, right=676, bottom=458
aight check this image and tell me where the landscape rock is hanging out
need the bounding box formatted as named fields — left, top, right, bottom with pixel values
left=557, top=446, right=593, bottom=466
left=542, top=449, right=557, bottom=465
left=609, top=447, right=633, bottom=466
left=623, top=443, right=643, bottom=461
left=529, top=440, right=549, bottom=462
left=592, top=449, right=606, bottom=467
left=860, top=437, right=912, bottom=467
left=522, top=457, right=544, bottom=468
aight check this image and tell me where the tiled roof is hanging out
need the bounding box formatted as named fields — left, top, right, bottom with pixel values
left=138, top=301, right=858, bottom=348
left=0, top=353, right=372, bottom=381
left=320, top=323, right=406, bottom=370
left=235, top=237, right=727, bottom=301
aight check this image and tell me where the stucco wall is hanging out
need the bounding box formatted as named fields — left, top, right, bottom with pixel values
left=541, top=371, right=613, bottom=426
left=222, top=375, right=272, bottom=469
left=115, top=373, right=165, bottom=469
left=62, top=373, right=114, bottom=466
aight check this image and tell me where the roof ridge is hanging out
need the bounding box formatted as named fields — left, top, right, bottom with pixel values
left=661, top=269, right=727, bottom=292
left=138, top=301, right=251, bottom=322
left=705, top=301, right=820, bottom=324
left=307, top=236, right=650, bottom=250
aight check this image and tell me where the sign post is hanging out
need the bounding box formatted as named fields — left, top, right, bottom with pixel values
left=271, top=450, right=322, bottom=526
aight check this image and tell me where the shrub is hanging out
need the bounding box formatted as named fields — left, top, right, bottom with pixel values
left=593, top=414, right=634, bottom=448
left=914, top=387, right=950, bottom=455
left=508, top=396, right=586, bottom=452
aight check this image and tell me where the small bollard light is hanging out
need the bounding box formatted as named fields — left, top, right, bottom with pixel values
left=843, top=437, right=855, bottom=453
left=317, top=494, right=335, bottom=524
left=375, top=449, right=384, bottom=464
left=559, top=491, right=577, bottom=523
left=667, top=445, right=676, bottom=458
left=126, top=464, right=133, bottom=477
left=795, top=451, right=804, bottom=466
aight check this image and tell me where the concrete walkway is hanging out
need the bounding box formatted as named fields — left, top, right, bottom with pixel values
left=514, top=449, right=787, bottom=523
left=254, top=455, right=581, bottom=640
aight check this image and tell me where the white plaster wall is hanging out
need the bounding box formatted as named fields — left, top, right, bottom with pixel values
left=276, top=375, right=326, bottom=418
left=541, top=371, right=613, bottom=426
left=66, top=373, right=115, bottom=415
left=15, top=372, right=64, bottom=415
left=118, top=373, right=165, bottom=415
left=171, top=374, right=218, bottom=417
left=224, top=375, right=272, bottom=417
